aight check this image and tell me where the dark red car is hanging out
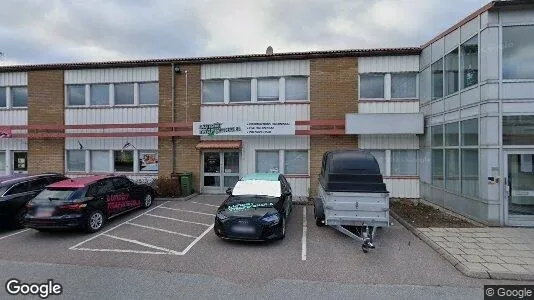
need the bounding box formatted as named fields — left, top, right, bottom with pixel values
left=25, top=175, right=155, bottom=233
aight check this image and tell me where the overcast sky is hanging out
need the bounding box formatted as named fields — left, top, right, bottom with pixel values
left=0, top=0, right=489, bottom=65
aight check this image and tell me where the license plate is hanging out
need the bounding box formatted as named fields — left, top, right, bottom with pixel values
left=232, top=225, right=255, bottom=234
left=35, top=208, right=54, bottom=218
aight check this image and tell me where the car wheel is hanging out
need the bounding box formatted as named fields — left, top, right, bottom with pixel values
left=142, top=193, right=153, bottom=208
left=13, top=209, right=27, bottom=229
left=278, top=216, right=286, bottom=240
left=86, top=210, right=105, bottom=233
left=36, top=229, right=53, bottom=233
left=313, top=198, right=326, bottom=227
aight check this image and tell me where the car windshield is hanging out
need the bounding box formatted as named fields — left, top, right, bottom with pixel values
left=227, top=195, right=277, bottom=204
left=33, top=188, right=82, bottom=202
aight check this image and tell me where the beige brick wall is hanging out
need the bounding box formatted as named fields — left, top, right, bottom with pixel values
left=27, top=70, right=65, bottom=174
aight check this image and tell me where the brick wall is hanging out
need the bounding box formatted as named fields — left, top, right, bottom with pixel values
left=309, top=58, right=359, bottom=194
left=27, top=70, right=65, bottom=174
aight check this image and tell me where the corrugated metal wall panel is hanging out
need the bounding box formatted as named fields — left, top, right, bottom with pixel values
left=0, top=72, right=27, bottom=86
left=0, top=110, right=27, bottom=125
left=201, top=104, right=309, bottom=122
left=358, top=56, right=419, bottom=73
left=65, top=137, right=157, bottom=150
left=68, top=173, right=157, bottom=184
left=0, top=139, right=27, bottom=151
left=65, top=107, right=158, bottom=125
left=64, top=67, right=158, bottom=84
left=358, top=101, right=419, bottom=113
left=384, top=178, right=420, bottom=198
left=359, top=134, right=419, bottom=149
left=201, top=60, right=310, bottom=79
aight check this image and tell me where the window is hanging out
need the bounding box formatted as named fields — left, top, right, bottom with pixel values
left=503, top=115, right=534, bottom=145
left=503, top=26, right=534, bottom=80
left=369, top=150, right=386, bottom=175
left=0, top=87, right=6, bottom=107
left=91, top=151, right=110, bottom=172
left=391, top=73, right=417, bottom=99
left=444, top=48, right=459, bottom=96
left=31, top=178, right=51, bottom=191
left=445, top=149, right=460, bottom=193
left=11, top=87, right=27, bottom=107
left=360, top=74, right=384, bottom=99
left=229, top=79, right=251, bottom=102
left=284, top=151, right=308, bottom=175
left=461, top=35, right=479, bottom=88
left=89, top=180, right=114, bottom=196
left=461, top=119, right=478, bottom=146
left=445, top=123, right=459, bottom=146
left=202, top=80, right=224, bottom=103
left=285, top=77, right=308, bottom=100
left=91, top=84, right=109, bottom=106
left=462, top=149, right=479, bottom=197
left=139, top=151, right=158, bottom=172
left=432, top=149, right=444, bottom=187
left=0, top=151, right=5, bottom=173
left=114, top=150, right=134, bottom=172
left=114, top=83, right=134, bottom=105
left=139, top=82, right=158, bottom=105
left=431, top=125, right=443, bottom=147
left=5, top=182, right=30, bottom=196
left=112, top=177, right=132, bottom=189
left=13, top=152, right=27, bottom=172
left=391, top=150, right=417, bottom=176
left=431, top=59, right=443, bottom=100
left=66, top=85, right=85, bottom=106
left=67, top=150, right=86, bottom=172
left=256, top=150, right=279, bottom=173
left=257, top=78, right=279, bottom=101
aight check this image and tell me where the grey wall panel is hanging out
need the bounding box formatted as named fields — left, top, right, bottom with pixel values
left=444, top=94, right=461, bottom=111
left=345, top=113, right=424, bottom=134
left=431, top=99, right=444, bottom=115
left=502, top=101, right=534, bottom=114
left=420, top=46, right=432, bottom=69
left=480, top=27, right=499, bottom=81
left=480, top=11, right=489, bottom=29
left=480, top=102, right=499, bottom=115
left=500, top=8, right=534, bottom=24
left=444, top=110, right=460, bottom=122
left=444, top=28, right=460, bottom=53
left=480, top=116, right=499, bottom=145
left=480, top=83, right=499, bottom=101
left=461, top=16, right=480, bottom=42
left=431, top=38, right=445, bottom=63
left=419, top=67, right=431, bottom=103
left=502, top=82, right=534, bottom=100
left=460, top=87, right=481, bottom=106
left=461, top=106, right=479, bottom=119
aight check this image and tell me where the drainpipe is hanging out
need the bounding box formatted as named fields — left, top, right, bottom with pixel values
left=171, top=62, right=176, bottom=176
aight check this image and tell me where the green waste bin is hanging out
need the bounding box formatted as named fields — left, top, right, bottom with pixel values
left=179, top=172, right=193, bottom=196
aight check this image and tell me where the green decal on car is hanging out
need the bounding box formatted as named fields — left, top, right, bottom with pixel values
left=227, top=202, right=274, bottom=212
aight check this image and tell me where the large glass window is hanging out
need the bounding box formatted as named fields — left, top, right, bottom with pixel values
left=67, top=85, right=85, bottom=106
left=445, top=149, right=460, bottom=193
left=91, top=84, right=109, bottom=106
left=139, top=151, right=158, bottom=172
left=202, top=80, right=224, bottom=103
left=139, top=82, right=158, bottom=105
left=369, top=150, right=386, bottom=175
left=391, top=73, right=417, bottom=99
left=11, top=87, right=27, bottom=107
left=284, top=151, right=308, bottom=175
left=503, top=26, right=534, bottom=80
left=461, top=35, right=479, bottom=88
left=91, top=151, right=110, bottom=172
left=285, top=77, right=308, bottom=100
left=360, top=74, right=384, bottom=99
left=229, top=79, right=251, bottom=102
left=431, top=125, right=443, bottom=147
left=67, top=150, right=85, bottom=172
left=257, top=78, right=279, bottom=101
left=445, top=123, right=459, bottom=146
left=503, top=115, right=534, bottom=145
left=114, top=150, right=134, bottom=172
left=444, top=48, right=459, bottom=96
left=256, top=151, right=279, bottom=173
left=431, top=59, right=443, bottom=100
left=461, top=119, right=478, bottom=146
left=432, top=149, right=444, bottom=187
left=462, top=149, right=479, bottom=197
left=114, top=83, right=134, bottom=105
left=391, top=150, right=418, bottom=176
left=0, top=87, right=6, bottom=107
left=0, top=151, right=5, bottom=173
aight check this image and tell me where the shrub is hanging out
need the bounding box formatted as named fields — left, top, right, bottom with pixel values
left=153, top=177, right=181, bottom=198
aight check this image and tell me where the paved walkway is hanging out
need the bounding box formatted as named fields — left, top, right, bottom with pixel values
left=417, top=227, right=534, bottom=280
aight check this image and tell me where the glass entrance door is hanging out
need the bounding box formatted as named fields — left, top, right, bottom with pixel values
left=202, top=151, right=240, bottom=194
left=505, top=153, right=534, bottom=226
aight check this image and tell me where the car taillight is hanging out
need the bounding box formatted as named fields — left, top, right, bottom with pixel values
left=60, top=203, right=87, bottom=210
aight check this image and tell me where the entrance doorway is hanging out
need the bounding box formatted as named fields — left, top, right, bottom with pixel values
left=202, top=151, right=240, bottom=194
left=505, top=152, right=534, bottom=226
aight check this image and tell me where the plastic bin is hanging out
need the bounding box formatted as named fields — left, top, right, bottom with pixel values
left=179, top=172, right=193, bottom=196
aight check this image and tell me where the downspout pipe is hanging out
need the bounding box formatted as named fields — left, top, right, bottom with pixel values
left=171, top=62, right=176, bottom=175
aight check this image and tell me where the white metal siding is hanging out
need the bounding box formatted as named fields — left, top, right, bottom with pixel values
left=384, top=178, right=420, bottom=198
left=201, top=60, right=310, bottom=80
left=65, top=137, right=157, bottom=150
left=201, top=103, right=309, bottom=122
left=68, top=173, right=157, bottom=185
left=358, top=101, right=419, bottom=113
left=0, top=110, right=27, bottom=125
left=65, top=107, right=158, bottom=125
left=0, top=139, right=27, bottom=151
left=358, top=56, right=419, bottom=73
left=64, top=67, right=158, bottom=84
left=0, top=72, right=27, bottom=86
left=358, top=135, right=419, bottom=149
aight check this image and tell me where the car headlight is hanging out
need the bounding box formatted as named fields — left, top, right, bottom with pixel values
left=261, top=213, right=280, bottom=224
left=216, top=212, right=228, bottom=220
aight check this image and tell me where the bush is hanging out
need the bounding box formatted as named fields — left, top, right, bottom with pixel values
left=153, top=177, right=181, bottom=198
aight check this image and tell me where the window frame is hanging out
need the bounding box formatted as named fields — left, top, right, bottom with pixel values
left=66, top=150, right=86, bottom=172
left=391, top=150, right=418, bottom=176
left=502, top=25, right=534, bottom=81
left=114, top=83, right=135, bottom=106
left=359, top=73, right=385, bottom=100
left=0, top=87, right=7, bottom=108
left=390, top=72, right=418, bottom=100
left=283, top=150, right=309, bottom=176
left=90, top=83, right=110, bottom=106
left=229, top=78, right=252, bottom=103
left=10, top=86, right=28, bottom=108
left=67, top=84, right=86, bottom=107
left=255, top=150, right=280, bottom=173
left=138, top=82, right=159, bottom=106
left=285, top=76, right=309, bottom=101
left=257, top=77, right=280, bottom=102
left=201, top=80, right=225, bottom=104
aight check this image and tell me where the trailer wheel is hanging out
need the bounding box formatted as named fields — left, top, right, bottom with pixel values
left=313, top=198, right=325, bottom=227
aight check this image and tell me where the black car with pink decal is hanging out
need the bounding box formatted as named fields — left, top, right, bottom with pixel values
left=24, top=175, right=155, bottom=233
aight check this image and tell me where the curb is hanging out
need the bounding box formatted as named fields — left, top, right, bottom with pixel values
left=155, top=193, right=199, bottom=201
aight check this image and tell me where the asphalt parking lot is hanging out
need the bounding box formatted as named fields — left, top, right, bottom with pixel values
left=0, top=195, right=528, bottom=289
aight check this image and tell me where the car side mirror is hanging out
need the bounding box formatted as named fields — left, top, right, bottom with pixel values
left=226, top=187, right=233, bottom=195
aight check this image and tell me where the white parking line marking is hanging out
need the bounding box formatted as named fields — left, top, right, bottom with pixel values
left=69, top=201, right=169, bottom=250
left=180, top=224, right=214, bottom=255
left=126, top=222, right=197, bottom=239
left=302, top=206, right=307, bottom=261
left=145, top=213, right=212, bottom=227
left=191, top=201, right=219, bottom=208
left=159, top=206, right=216, bottom=216
left=102, top=234, right=181, bottom=255
left=0, top=229, right=30, bottom=241
left=72, top=248, right=168, bottom=255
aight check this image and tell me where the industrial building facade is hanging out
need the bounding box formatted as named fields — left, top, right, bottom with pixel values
left=0, top=0, right=533, bottom=226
